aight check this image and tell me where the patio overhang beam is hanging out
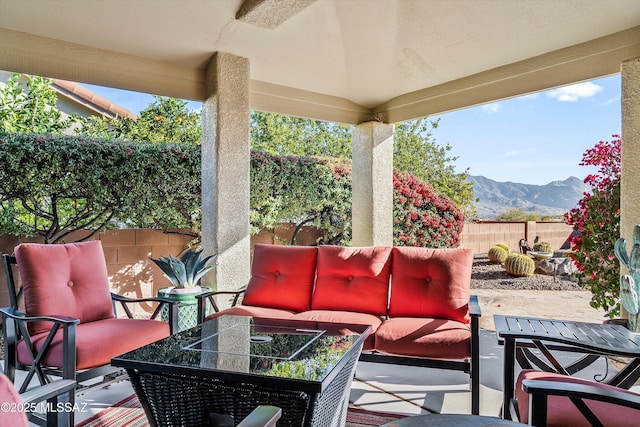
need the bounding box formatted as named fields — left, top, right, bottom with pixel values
left=375, top=25, right=640, bottom=124
left=1, top=25, right=639, bottom=126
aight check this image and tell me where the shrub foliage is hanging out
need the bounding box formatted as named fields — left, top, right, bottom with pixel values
left=0, top=132, right=463, bottom=247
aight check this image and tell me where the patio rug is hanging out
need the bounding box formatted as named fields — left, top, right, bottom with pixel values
left=76, top=394, right=406, bottom=427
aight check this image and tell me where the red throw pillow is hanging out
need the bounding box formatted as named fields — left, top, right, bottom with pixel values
left=16, top=241, right=115, bottom=335
left=389, top=247, right=472, bottom=323
left=242, top=244, right=317, bottom=312
left=312, top=246, right=392, bottom=316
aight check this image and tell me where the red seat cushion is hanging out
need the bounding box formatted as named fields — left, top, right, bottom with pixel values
left=17, top=318, right=169, bottom=370
left=290, top=310, right=383, bottom=351
left=516, top=369, right=640, bottom=427
left=204, top=305, right=296, bottom=322
left=389, top=247, right=472, bottom=323
left=312, top=246, right=392, bottom=316
left=242, top=244, right=317, bottom=312
left=374, top=317, right=471, bottom=360
left=15, top=241, right=115, bottom=335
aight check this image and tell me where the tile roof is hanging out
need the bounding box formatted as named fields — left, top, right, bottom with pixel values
left=52, top=79, right=138, bottom=120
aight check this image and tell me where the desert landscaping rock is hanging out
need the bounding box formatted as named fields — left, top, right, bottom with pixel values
left=471, top=254, right=581, bottom=291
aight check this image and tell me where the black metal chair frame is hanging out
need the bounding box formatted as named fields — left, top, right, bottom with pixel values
left=197, top=289, right=482, bottom=415
left=523, top=378, right=640, bottom=427
left=1, top=253, right=180, bottom=397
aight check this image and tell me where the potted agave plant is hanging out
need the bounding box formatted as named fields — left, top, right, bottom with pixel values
left=151, top=248, right=216, bottom=331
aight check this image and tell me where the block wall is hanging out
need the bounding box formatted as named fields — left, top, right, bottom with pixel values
left=0, top=221, right=575, bottom=313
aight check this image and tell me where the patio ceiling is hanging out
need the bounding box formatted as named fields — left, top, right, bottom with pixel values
left=1, top=0, right=639, bottom=124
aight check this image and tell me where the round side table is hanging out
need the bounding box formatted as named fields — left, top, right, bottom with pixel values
left=381, top=414, right=528, bottom=426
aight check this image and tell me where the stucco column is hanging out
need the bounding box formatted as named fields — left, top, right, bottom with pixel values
left=352, top=121, right=394, bottom=246
left=201, top=52, right=251, bottom=303
left=621, top=58, right=640, bottom=258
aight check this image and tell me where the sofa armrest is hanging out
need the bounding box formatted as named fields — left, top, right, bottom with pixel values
left=196, top=288, right=247, bottom=322
left=469, top=294, right=481, bottom=317
left=111, top=293, right=180, bottom=334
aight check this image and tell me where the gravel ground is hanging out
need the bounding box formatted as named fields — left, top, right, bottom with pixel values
left=0, top=253, right=582, bottom=361
left=471, top=253, right=582, bottom=291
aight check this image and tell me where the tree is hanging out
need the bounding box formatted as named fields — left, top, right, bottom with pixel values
left=564, top=135, right=621, bottom=318
left=250, top=111, right=352, bottom=158
left=78, top=96, right=201, bottom=144
left=393, top=119, right=476, bottom=218
left=495, top=209, right=543, bottom=222
left=0, top=73, right=73, bottom=134
left=251, top=112, right=476, bottom=218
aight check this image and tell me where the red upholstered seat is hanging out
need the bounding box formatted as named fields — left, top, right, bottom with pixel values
left=17, top=318, right=169, bottom=370
left=516, top=369, right=640, bottom=427
left=11, top=241, right=172, bottom=373
left=374, top=317, right=471, bottom=359
left=389, top=247, right=472, bottom=323
left=312, top=246, right=392, bottom=316
left=242, top=244, right=318, bottom=312
left=15, top=241, right=116, bottom=336
left=290, top=310, right=383, bottom=350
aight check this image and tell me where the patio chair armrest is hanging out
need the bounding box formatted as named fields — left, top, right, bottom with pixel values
left=0, top=307, right=79, bottom=325
left=237, top=405, right=282, bottom=427
left=110, top=293, right=180, bottom=334
left=523, top=378, right=640, bottom=426
left=523, top=378, right=640, bottom=408
left=20, top=379, right=77, bottom=406
left=1, top=307, right=79, bottom=384
left=197, top=288, right=247, bottom=322
left=469, top=294, right=481, bottom=317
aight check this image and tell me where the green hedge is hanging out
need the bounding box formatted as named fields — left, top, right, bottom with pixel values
left=0, top=132, right=463, bottom=247
left=0, top=132, right=200, bottom=242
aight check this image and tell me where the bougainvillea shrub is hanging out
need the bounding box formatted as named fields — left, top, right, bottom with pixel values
left=393, top=171, right=464, bottom=248
left=564, top=135, right=621, bottom=318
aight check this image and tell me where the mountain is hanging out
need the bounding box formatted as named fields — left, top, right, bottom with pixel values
left=468, top=175, right=589, bottom=219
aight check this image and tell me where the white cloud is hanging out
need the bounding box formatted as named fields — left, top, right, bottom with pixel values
left=481, top=103, right=500, bottom=113
left=503, top=150, right=519, bottom=158
left=547, top=82, right=603, bottom=102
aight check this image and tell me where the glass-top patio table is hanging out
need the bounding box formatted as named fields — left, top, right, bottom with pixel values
left=112, top=314, right=371, bottom=427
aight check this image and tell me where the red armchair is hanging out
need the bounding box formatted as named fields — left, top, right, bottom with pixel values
left=1, top=241, right=179, bottom=401
left=516, top=369, right=640, bottom=426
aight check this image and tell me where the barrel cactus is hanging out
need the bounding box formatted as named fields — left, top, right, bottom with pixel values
left=533, top=242, right=554, bottom=254
left=488, top=245, right=509, bottom=264
left=495, top=242, right=510, bottom=253
left=504, top=253, right=535, bottom=277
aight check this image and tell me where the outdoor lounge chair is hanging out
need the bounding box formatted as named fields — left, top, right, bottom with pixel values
left=516, top=369, right=640, bottom=426
left=1, top=240, right=179, bottom=401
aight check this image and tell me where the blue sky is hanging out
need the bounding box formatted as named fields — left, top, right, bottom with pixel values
left=85, top=74, right=621, bottom=186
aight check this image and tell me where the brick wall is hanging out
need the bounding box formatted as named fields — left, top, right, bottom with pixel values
left=0, top=221, right=575, bottom=314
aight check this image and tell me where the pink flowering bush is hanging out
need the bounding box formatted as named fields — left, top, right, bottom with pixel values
left=393, top=171, right=464, bottom=248
left=564, top=135, right=621, bottom=318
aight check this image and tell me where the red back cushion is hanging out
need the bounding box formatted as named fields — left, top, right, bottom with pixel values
left=389, top=247, right=472, bottom=323
left=312, top=246, right=392, bottom=315
left=15, top=241, right=115, bottom=335
left=242, top=244, right=317, bottom=312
